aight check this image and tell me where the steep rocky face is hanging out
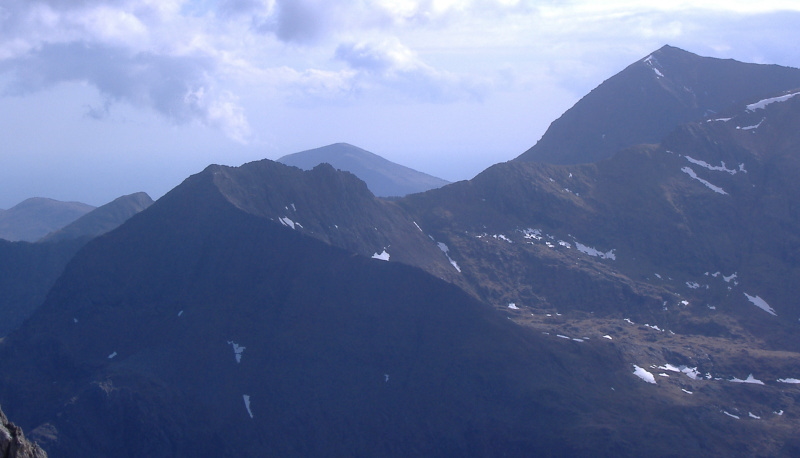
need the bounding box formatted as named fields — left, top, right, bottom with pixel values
left=278, top=143, right=450, bottom=197
left=0, top=405, right=47, bottom=458
left=401, top=91, right=800, bottom=350
left=516, top=45, right=800, bottom=164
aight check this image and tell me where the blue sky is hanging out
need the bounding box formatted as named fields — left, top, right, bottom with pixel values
left=2, top=0, right=799, bottom=208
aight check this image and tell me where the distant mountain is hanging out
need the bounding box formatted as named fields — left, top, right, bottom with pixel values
left=40, top=192, right=153, bottom=243
left=0, top=198, right=94, bottom=242
left=278, top=143, right=450, bottom=197
left=516, top=45, right=800, bottom=164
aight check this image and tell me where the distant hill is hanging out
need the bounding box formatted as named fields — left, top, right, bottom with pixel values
left=278, top=143, right=450, bottom=197
left=516, top=45, right=800, bottom=164
left=0, top=198, right=94, bottom=242
left=0, top=192, right=153, bottom=337
left=40, top=192, right=153, bottom=242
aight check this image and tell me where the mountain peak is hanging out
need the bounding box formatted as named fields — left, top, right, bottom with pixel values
left=516, top=46, right=800, bottom=164
left=278, top=143, right=450, bottom=197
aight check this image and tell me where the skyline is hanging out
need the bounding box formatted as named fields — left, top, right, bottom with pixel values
left=2, top=1, right=800, bottom=208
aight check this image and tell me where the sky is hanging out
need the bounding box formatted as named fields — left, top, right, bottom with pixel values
left=1, top=0, right=800, bottom=208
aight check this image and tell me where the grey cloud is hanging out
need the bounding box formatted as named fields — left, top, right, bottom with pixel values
left=0, top=42, right=249, bottom=141
left=254, top=0, right=334, bottom=44
left=2, top=42, right=214, bottom=121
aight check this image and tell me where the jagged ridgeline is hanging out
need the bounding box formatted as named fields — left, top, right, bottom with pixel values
left=1, top=46, right=800, bottom=457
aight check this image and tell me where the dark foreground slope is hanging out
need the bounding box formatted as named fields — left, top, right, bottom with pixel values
left=278, top=143, right=450, bottom=197
left=516, top=45, right=800, bottom=164
left=0, top=162, right=775, bottom=457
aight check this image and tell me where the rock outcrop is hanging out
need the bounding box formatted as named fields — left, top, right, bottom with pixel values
left=0, top=405, right=46, bottom=458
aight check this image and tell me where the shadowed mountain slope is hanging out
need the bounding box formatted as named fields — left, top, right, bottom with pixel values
left=278, top=143, right=450, bottom=197
left=516, top=45, right=800, bottom=164
left=0, top=162, right=756, bottom=457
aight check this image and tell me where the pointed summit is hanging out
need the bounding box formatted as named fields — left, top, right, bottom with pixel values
left=516, top=45, right=800, bottom=164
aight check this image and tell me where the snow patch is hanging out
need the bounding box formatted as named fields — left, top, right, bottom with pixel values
left=603, top=335, right=613, bottom=340
left=372, top=249, right=390, bottom=261
left=178, top=310, right=183, bottom=317
left=730, top=374, right=764, bottom=385
left=682, top=389, right=693, bottom=394
left=436, top=242, right=462, bottom=272
left=744, top=293, right=776, bottom=316
left=413, top=221, right=423, bottom=232
left=746, top=91, right=800, bottom=111
left=777, top=378, right=800, bottom=384
left=681, top=167, right=728, bottom=195
left=507, top=303, right=519, bottom=310
left=575, top=242, right=616, bottom=260
left=243, top=395, right=253, bottom=418
left=279, top=217, right=297, bottom=229
left=723, top=411, right=740, bottom=419
left=738, top=118, right=764, bottom=131
left=684, top=156, right=740, bottom=175
left=227, top=341, right=246, bottom=363
left=749, top=412, right=761, bottom=419
left=633, top=365, right=656, bottom=384
left=108, top=352, right=117, bottom=359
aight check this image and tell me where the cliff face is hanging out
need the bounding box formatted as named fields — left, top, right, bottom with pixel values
left=0, top=406, right=47, bottom=458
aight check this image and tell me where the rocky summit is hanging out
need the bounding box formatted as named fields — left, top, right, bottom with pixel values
left=1, top=46, right=800, bottom=457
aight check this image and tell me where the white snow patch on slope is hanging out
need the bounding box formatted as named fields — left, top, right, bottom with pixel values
left=746, top=91, right=800, bottom=111
left=243, top=395, right=253, bottom=418
left=633, top=365, right=656, bottom=384
left=739, top=118, right=764, bottom=131
left=684, top=156, right=740, bottom=175
left=413, top=221, right=423, bottom=232
left=777, top=378, right=800, bottom=384
left=436, top=242, right=461, bottom=272
left=730, top=374, right=764, bottom=385
left=227, top=341, right=246, bottom=363
left=279, top=217, right=296, bottom=229
left=508, top=303, right=519, bottom=310
left=575, top=242, right=616, bottom=260
left=723, top=411, right=740, bottom=419
left=372, top=249, right=390, bottom=261
left=681, top=167, right=728, bottom=195
left=108, top=352, right=117, bottom=359
left=744, top=293, right=776, bottom=316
